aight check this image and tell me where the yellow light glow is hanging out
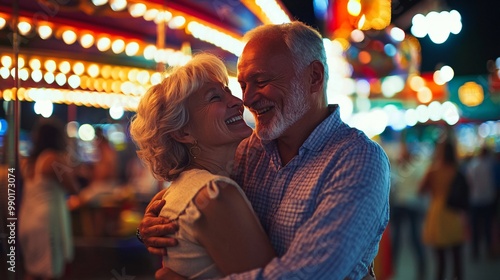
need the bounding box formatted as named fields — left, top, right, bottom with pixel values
left=119, top=68, right=128, bottom=81
left=409, top=75, right=425, bottom=91
left=29, top=58, right=41, bottom=70
left=87, top=64, right=100, bottom=78
left=112, top=81, right=122, bottom=92
left=31, top=69, right=43, bottom=82
left=3, top=89, right=12, bottom=101
left=125, top=42, right=140, bottom=56
left=44, top=60, right=56, bottom=72
left=101, top=65, right=112, bottom=79
left=110, top=0, right=127, bottom=11
left=111, top=39, right=125, bottom=54
left=18, top=21, right=32, bottom=35
left=59, top=61, right=71, bottom=74
left=144, top=9, right=159, bottom=21
left=44, top=72, right=55, bottom=84
left=417, top=86, right=433, bottom=103
left=80, top=33, right=95, bottom=48
left=168, top=16, right=186, bottom=29
left=111, top=66, right=121, bottom=80
left=86, top=77, right=94, bottom=90
left=186, top=21, right=243, bottom=56
left=18, top=88, right=26, bottom=101
left=68, top=75, right=81, bottom=89
left=17, top=57, right=25, bottom=68
left=143, top=45, right=157, bottom=60
left=155, top=11, right=172, bottom=24
left=94, top=78, right=104, bottom=92
left=73, top=62, right=85, bottom=75
left=128, top=69, right=138, bottom=82
left=150, top=72, right=162, bottom=85
left=347, top=0, right=362, bottom=16
left=433, top=70, right=446, bottom=85
left=129, top=3, right=147, bottom=18
left=97, top=37, right=111, bottom=52
left=353, top=0, right=392, bottom=31
left=55, top=73, right=67, bottom=86
left=80, top=76, right=88, bottom=89
left=62, top=30, right=77, bottom=44
left=19, top=68, right=29, bottom=81
left=38, top=25, right=53, bottom=39
left=103, top=79, right=112, bottom=92
left=0, top=67, right=9, bottom=79
left=358, top=14, right=366, bottom=29
left=78, top=124, right=95, bottom=141
left=1, top=56, right=12, bottom=68
left=0, top=17, right=6, bottom=29
left=458, top=81, right=484, bottom=107
left=254, top=0, right=291, bottom=24
left=136, top=70, right=150, bottom=85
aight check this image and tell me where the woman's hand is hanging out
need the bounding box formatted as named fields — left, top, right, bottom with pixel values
left=139, top=190, right=179, bottom=255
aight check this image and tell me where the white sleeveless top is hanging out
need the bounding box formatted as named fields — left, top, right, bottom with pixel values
left=159, top=169, right=253, bottom=279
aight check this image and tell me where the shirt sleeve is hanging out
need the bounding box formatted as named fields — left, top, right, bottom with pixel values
left=223, top=140, right=391, bottom=280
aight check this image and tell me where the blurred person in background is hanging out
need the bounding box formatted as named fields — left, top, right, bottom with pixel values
left=419, top=138, right=466, bottom=280
left=19, top=117, right=79, bottom=280
left=76, top=126, right=119, bottom=236
left=390, top=139, right=429, bottom=280
left=466, top=145, right=498, bottom=259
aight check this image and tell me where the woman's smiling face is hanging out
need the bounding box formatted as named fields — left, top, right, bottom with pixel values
left=183, top=81, right=252, bottom=148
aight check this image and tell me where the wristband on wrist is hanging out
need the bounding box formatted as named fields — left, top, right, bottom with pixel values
left=136, top=228, right=144, bottom=243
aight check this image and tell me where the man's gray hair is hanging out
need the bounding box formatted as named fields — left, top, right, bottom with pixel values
left=243, top=21, right=329, bottom=91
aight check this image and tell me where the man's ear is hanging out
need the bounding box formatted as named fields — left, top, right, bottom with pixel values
left=309, top=60, right=324, bottom=94
left=171, top=127, right=195, bottom=144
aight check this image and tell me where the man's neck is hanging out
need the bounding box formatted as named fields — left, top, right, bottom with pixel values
left=276, top=106, right=330, bottom=165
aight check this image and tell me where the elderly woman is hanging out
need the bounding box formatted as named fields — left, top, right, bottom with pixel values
left=129, top=53, right=275, bottom=278
left=19, top=118, right=79, bottom=280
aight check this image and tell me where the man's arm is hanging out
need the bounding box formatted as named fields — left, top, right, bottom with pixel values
left=138, top=189, right=179, bottom=255
left=224, top=142, right=391, bottom=279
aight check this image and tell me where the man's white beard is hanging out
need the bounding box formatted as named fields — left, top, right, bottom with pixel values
left=256, top=77, right=310, bottom=141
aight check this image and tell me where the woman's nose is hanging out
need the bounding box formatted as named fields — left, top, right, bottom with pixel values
left=227, top=94, right=243, bottom=108
left=224, top=87, right=243, bottom=108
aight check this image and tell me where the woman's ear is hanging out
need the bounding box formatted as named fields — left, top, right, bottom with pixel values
left=172, top=127, right=195, bottom=144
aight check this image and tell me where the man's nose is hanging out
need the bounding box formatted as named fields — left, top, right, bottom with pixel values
left=242, top=86, right=256, bottom=108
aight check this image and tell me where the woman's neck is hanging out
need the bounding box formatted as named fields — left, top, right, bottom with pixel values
left=189, top=144, right=238, bottom=176
left=191, top=159, right=231, bottom=176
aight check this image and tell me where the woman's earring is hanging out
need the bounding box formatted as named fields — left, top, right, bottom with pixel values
left=189, top=140, right=201, bottom=159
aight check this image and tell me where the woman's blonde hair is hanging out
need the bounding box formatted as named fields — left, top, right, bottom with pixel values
left=130, top=53, right=229, bottom=181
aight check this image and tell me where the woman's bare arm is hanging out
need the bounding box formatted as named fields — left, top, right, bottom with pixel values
left=192, top=181, right=276, bottom=275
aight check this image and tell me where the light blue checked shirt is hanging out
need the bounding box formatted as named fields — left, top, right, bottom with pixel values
left=227, top=105, right=390, bottom=280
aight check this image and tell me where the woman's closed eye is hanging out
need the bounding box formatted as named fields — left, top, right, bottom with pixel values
left=209, top=94, right=222, bottom=102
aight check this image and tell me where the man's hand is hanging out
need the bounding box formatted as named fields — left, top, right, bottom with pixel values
left=155, top=266, right=187, bottom=280
left=139, top=189, right=179, bottom=255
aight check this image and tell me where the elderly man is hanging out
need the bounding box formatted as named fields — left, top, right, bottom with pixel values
left=139, top=21, right=390, bottom=280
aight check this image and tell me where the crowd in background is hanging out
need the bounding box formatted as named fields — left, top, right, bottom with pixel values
left=387, top=128, right=500, bottom=280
